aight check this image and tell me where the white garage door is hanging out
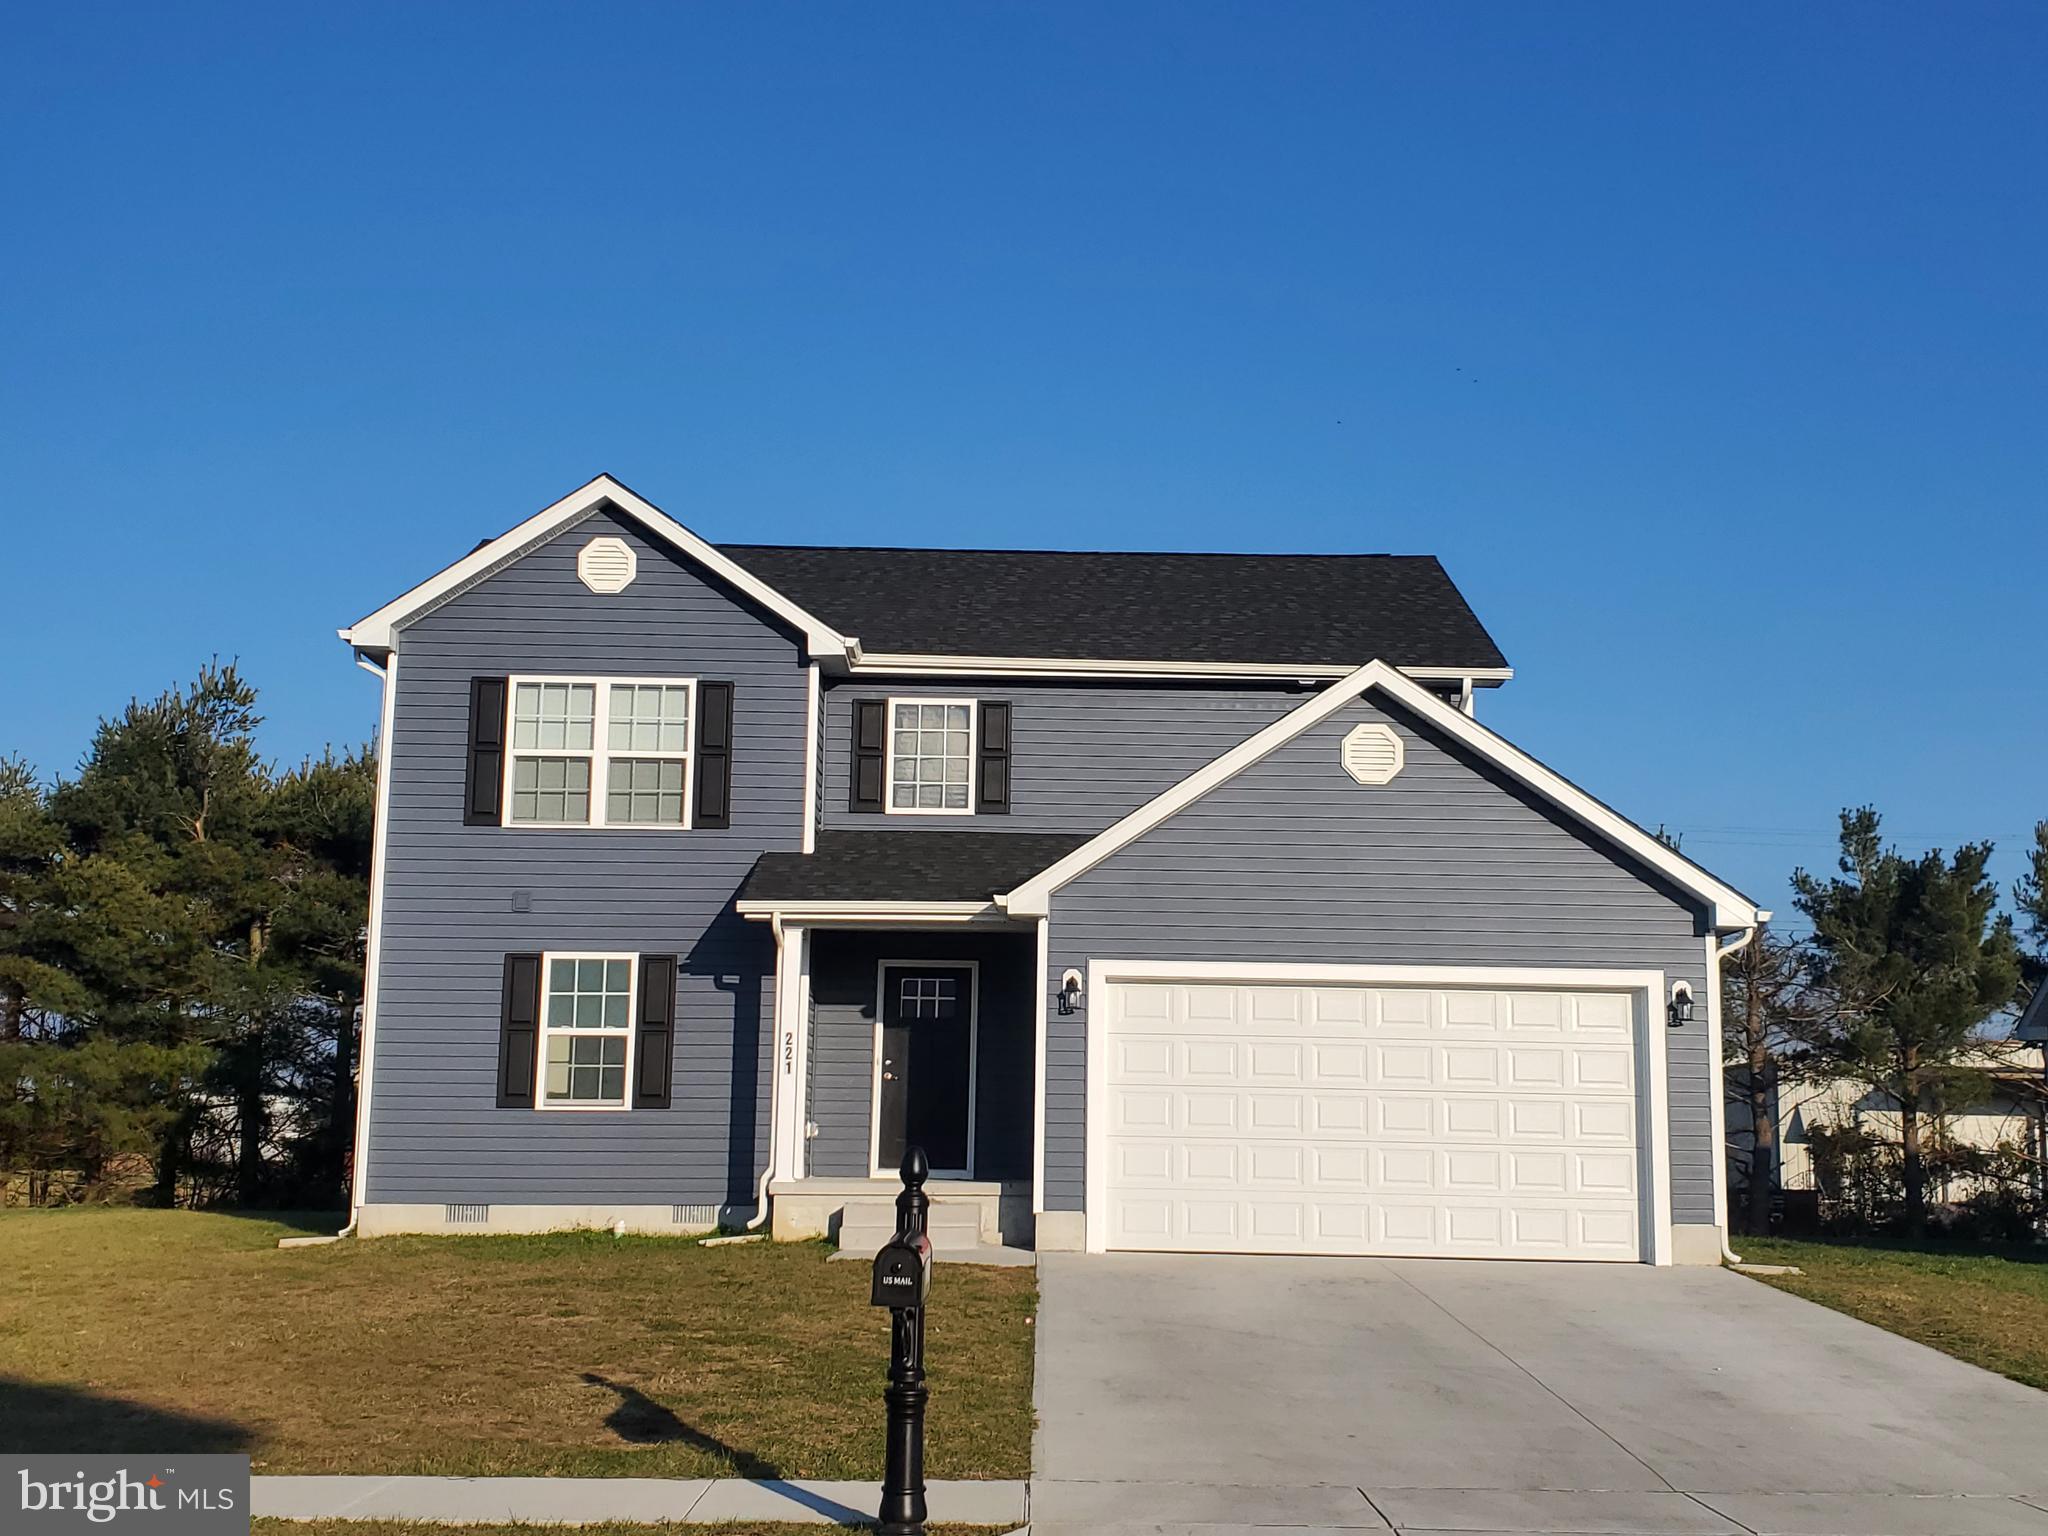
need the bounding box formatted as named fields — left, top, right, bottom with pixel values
left=1101, top=976, right=1647, bottom=1260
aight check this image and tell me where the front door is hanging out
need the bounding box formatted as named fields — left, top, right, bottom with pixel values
left=876, top=963, right=976, bottom=1176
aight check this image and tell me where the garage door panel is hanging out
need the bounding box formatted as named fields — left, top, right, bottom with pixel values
left=1104, top=978, right=1646, bottom=1261
left=1117, top=1037, right=1173, bottom=1078
left=1182, top=1039, right=1238, bottom=1079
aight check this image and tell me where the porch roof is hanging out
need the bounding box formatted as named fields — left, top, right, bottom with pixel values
left=739, top=830, right=1089, bottom=906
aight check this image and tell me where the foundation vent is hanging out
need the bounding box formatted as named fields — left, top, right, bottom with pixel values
left=443, top=1203, right=491, bottom=1225
left=671, top=1203, right=718, bottom=1225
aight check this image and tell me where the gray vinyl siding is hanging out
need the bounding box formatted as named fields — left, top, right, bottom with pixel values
left=820, top=679, right=1309, bottom=834
left=804, top=929, right=1036, bottom=1180
left=1043, top=693, right=1716, bottom=1223
left=367, top=507, right=809, bottom=1209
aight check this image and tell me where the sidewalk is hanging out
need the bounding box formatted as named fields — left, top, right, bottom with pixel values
left=253, top=1474, right=1028, bottom=1526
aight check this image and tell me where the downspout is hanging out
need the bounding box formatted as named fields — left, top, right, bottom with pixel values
left=1712, top=922, right=1764, bottom=1266
left=744, top=914, right=787, bottom=1232
left=334, top=649, right=397, bottom=1242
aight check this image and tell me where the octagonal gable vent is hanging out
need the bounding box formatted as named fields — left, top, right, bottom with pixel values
left=1340, top=722, right=1404, bottom=785
left=577, top=536, right=638, bottom=594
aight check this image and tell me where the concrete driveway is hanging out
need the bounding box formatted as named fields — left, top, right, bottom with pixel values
left=1031, top=1253, right=2048, bottom=1536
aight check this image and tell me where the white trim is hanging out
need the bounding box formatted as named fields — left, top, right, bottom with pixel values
left=1706, top=925, right=1766, bottom=1254
left=502, top=675, right=697, bottom=830
left=849, top=651, right=1515, bottom=686
left=882, top=695, right=978, bottom=816
left=348, top=651, right=399, bottom=1220
left=868, top=960, right=981, bottom=1179
left=341, top=474, right=849, bottom=658
left=1032, top=916, right=1050, bottom=1217
left=1080, top=959, right=1672, bottom=1265
left=801, top=663, right=821, bottom=855
left=1002, top=659, right=1762, bottom=929
left=736, top=899, right=1018, bottom=925
left=534, top=951, right=639, bottom=1113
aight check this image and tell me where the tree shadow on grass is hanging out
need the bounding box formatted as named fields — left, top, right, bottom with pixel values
left=580, top=1372, right=782, bottom=1478
left=207, top=1208, right=348, bottom=1235
left=0, top=1377, right=253, bottom=1455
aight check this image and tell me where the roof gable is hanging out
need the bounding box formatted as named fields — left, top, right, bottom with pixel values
left=1000, top=659, right=1764, bottom=930
left=341, top=475, right=848, bottom=658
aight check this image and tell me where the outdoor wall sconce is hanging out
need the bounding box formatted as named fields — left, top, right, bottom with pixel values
left=1668, top=980, right=1695, bottom=1028
left=1057, top=969, right=1084, bottom=1015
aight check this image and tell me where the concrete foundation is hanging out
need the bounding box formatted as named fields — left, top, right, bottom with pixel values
left=1670, top=1221, right=1727, bottom=1265
left=354, top=1203, right=727, bottom=1238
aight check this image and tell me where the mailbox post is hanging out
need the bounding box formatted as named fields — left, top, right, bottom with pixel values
left=870, top=1146, right=933, bottom=1536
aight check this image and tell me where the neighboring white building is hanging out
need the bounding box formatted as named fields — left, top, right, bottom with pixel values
left=1730, top=1032, right=2047, bottom=1213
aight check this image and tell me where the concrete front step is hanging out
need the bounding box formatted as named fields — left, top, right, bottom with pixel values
left=838, top=1202, right=985, bottom=1256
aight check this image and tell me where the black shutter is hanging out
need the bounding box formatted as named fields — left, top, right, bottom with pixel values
left=851, top=699, right=886, bottom=812
left=977, top=701, right=1011, bottom=814
left=465, top=677, right=509, bottom=825
left=497, top=953, right=541, bottom=1107
left=635, top=955, right=676, bottom=1108
left=695, top=682, right=733, bottom=829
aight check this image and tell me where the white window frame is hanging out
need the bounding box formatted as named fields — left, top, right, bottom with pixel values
left=535, top=949, right=640, bottom=1113
left=502, top=676, right=698, bottom=830
left=882, top=696, right=978, bottom=817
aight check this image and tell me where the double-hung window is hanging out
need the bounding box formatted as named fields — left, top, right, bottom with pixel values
left=505, top=676, right=695, bottom=827
left=885, top=697, right=975, bottom=813
left=539, top=952, right=636, bottom=1110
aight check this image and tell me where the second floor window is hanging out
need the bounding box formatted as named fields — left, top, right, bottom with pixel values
left=507, top=676, right=694, bottom=827
left=887, top=698, right=975, bottom=813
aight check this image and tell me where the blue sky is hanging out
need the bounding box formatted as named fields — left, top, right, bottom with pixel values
left=4, top=3, right=2042, bottom=922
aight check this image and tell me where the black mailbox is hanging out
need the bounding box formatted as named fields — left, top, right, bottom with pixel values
left=871, top=1232, right=932, bottom=1308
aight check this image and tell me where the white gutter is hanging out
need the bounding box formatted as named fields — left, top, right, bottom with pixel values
left=1710, top=918, right=1769, bottom=1267
left=340, top=649, right=399, bottom=1240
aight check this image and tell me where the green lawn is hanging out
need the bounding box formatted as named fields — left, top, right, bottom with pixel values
left=1739, top=1236, right=2048, bottom=1391
left=0, top=1209, right=1035, bottom=1479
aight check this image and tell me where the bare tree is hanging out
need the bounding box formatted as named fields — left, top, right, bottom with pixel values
left=1722, top=924, right=1826, bottom=1235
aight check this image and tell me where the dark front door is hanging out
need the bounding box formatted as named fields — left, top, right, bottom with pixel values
left=877, top=964, right=975, bottom=1175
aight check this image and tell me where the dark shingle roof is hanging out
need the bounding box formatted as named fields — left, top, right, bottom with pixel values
left=715, top=544, right=1508, bottom=670
left=739, top=831, right=1092, bottom=906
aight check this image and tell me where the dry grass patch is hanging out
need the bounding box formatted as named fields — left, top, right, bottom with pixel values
left=0, top=1209, right=1034, bottom=1478
left=1740, top=1236, right=2048, bottom=1391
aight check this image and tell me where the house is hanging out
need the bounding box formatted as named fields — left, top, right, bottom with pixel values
left=1739, top=1040, right=2047, bottom=1218
left=339, top=474, right=1768, bottom=1264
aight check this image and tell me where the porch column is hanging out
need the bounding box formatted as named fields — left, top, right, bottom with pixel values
left=771, top=922, right=811, bottom=1182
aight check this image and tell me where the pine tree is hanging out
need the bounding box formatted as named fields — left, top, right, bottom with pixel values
left=51, top=663, right=272, bottom=1205
left=1793, top=808, right=2023, bottom=1234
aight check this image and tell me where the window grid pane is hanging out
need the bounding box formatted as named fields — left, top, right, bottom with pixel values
left=608, top=684, right=690, bottom=754
left=512, top=682, right=595, bottom=751
left=511, top=756, right=591, bottom=823
left=607, top=758, right=686, bottom=825
left=888, top=699, right=974, bottom=812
